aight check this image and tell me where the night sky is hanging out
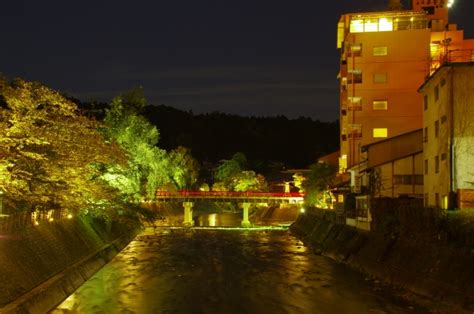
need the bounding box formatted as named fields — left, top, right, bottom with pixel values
left=1, top=0, right=473, bottom=121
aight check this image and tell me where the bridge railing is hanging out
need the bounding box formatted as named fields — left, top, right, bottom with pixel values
left=155, top=190, right=305, bottom=198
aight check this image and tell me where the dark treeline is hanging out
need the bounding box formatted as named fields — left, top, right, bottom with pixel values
left=79, top=102, right=339, bottom=170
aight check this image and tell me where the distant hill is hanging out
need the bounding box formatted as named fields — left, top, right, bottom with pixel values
left=78, top=102, right=339, bottom=169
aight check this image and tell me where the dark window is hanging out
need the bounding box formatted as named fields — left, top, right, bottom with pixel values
left=435, top=120, right=439, bottom=137
left=424, top=127, right=428, bottom=142
left=441, top=153, right=447, bottom=161
left=348, top=70, right=362, bottom=84
left=441, top=115, right=447, bottom=124
left=415, top=175, right=424, bottom=185
left=422, top=6, right=435, bottom=15
left=424, top=95, right=428, bottom=111
left=434, top=85, right=439, bottom=102
left=441, top=77, right=446, bottom=87
left=425, top=159, right=428, bottom=175
left=435, top=156, right=439, bottom=173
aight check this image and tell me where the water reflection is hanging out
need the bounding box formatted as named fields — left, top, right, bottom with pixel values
left=52, top=229, right=426, bottom=314
left=195, top=212, right=241, bottom=227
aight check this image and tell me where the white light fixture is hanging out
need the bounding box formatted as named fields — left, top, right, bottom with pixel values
left=448, top=0, right=455, bottom=8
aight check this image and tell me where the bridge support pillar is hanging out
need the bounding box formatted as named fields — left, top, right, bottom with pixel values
left=183, top=202, right=194, bottom=227
left=241, top=202, right=251, bottom=227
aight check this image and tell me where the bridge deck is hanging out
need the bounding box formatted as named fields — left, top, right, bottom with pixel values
left=154, top=191, right=304, bottom=203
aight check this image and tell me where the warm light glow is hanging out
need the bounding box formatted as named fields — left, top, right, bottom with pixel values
left=364, top=19, right=378, bottom=32
left=208, top=214, right=217, bottom=227
left=300, top=208, right=305, bottom=213
left=67, top=214, right=73, bottom=219
left=34, top=221, right=39, bottom=226
left=373, top=128, right=388, bottom=138
left=49, top=217, right=54, bottom=222
left=378, top=18, right=393, bottom=32
left=448, top=0, right=455, bottom=8
left=350, top=19, right=364, bottom=33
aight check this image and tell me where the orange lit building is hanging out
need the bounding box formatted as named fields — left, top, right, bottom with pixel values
left=337, top=0, right=474, bottom=176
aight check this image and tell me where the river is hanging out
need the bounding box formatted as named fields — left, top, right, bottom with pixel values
left=52, top=215, right=428, bottom=313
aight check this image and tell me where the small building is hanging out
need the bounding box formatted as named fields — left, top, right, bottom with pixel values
left=346, top=129, right=423, bottom=231
left=361, top=129, right=423, bottom=199
left=419, top=62, right=474, bottom=209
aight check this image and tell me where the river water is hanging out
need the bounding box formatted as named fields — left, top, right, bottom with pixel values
left=52, top=216, right=428, bottom=314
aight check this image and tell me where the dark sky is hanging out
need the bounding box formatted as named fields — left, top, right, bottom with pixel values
left=1, top=0, right=473, bottom=121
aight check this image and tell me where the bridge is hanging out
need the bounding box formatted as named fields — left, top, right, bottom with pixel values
left=153, top=191, right=305, bottom=227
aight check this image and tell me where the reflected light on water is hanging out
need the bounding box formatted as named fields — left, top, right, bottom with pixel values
left=208, top=214, right=217, bottom=227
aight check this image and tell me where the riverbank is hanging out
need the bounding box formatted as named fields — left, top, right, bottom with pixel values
left=290, top=208, right=474, bottom=313
left=0, top=216, right=139, bottom=314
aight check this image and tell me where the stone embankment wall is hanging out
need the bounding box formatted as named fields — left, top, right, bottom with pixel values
left=290, top=209, right=474, bottom=312
left=0, top=217, right=139, bottom=314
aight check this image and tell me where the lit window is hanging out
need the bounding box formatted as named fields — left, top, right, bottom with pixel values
left=373, top=46, right=388, bottom=56
left=378, top=18, right=393, bottom=31
left=364, top=19, right=378, bottom=32
left=338, top=194, right=344, bottom=203
left=350, top=19, right=364, bottom=33
left=348, top=44, right=362, bottom=57
left=373, top=128, right=387, bottom=138
left=373, top=100, right=388, bottom=110
left=348, top=96, right=362, bottom=110
left=373, top=73, right=387, bottom=83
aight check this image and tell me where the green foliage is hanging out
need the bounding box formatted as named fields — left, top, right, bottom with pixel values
left=233, top=171, right=268, bottom=192
left=214, top=152, right=246, bottom=183
left=168, top=146, right=200, bottom=190
left=212, top=153, right=267, bottom=192
left=302, top=162, right=337, bottom=207
left=0, top=77, right=127, bottom=214
left=102, top=90, right=171, bottom=200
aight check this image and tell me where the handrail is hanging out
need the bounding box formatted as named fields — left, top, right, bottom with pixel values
left=155, top=191, right=305, bottom=198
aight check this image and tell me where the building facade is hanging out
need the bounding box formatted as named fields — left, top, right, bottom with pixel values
left=337, top=0, right=474, bottom=173
left=419, top=63, right=474, bottom=209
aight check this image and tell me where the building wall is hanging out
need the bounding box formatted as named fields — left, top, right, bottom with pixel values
left=339, top=17, right=430, bottom=168
left=338, top=7, right=474, bottom=171
left=453, top=67, right=474, bottom=191
left=371, top=153, right=423, bottom=198
left=421, top=64, right=474, bottom=208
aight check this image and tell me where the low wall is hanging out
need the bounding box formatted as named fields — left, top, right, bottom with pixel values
left=0, top=216, right=139, bottom=314
left=290, top=208, right=474, bottom=312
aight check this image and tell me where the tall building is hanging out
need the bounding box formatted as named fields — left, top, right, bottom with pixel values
left=419, top=63, right=474, bottom=209
left=337, top=0, right=474, bottom=175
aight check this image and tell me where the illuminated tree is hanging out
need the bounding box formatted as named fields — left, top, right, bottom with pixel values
left=302, top=162, right=337, bottom=208
left=233, top=171, right=268, bottom=192
left=102, top=89, right=172, bottom=200
left=0, top=78, right=126, bottom=214
left=168, top=146, right=200, bottom=190
left=212, top=153, right=267, bottom=191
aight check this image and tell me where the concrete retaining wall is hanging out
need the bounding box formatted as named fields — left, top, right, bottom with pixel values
left=0, top=217, right=139, bottom=314
left=290, top=209, right=474, bottom=312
